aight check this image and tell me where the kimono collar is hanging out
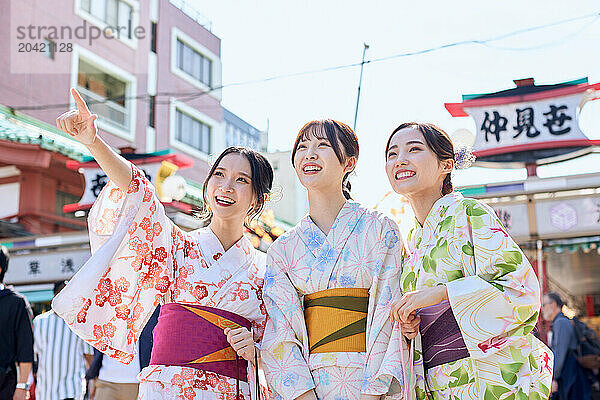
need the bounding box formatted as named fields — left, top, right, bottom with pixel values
left=196, top=227, right=255, bottom=269
left=298, top=201, right=366, bottom=258
left=408, top=192, right=464, bottom=248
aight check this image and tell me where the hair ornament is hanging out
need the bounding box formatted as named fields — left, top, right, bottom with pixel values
left=454, top=145, right=476, bottom=170
left=265, top=184, right=283, bottom=203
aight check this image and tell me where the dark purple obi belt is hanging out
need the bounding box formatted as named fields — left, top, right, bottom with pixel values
left=150, top=303, right=251, bottom=382
left=418, top=300, right=470, bottom=369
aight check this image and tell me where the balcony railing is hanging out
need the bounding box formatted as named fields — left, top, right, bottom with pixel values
left=170, top=0, right=213, bottom=31
left=77, top=86, right=129, bottom=132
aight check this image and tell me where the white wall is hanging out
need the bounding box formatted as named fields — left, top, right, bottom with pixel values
left=266, top=151, right=308, bottom=225
left=0, top=183, right=20, bottom=218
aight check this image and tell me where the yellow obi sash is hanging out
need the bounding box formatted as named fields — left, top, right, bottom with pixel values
left=304, top=287, right=369, bottom=353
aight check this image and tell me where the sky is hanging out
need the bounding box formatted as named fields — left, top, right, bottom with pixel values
left=189, top=0, right=600, bottom=207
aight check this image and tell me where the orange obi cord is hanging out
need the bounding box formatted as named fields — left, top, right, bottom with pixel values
left=304, top=287, right=369, bottom=353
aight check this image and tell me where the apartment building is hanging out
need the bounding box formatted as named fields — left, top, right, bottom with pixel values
left=0, top=0, right=279, bottom=306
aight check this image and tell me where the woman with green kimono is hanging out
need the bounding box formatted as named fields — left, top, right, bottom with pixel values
left=385, top=122, right=553, bottom=400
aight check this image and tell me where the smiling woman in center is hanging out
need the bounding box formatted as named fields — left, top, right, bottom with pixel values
left=261, top=119, right=404, bottom=400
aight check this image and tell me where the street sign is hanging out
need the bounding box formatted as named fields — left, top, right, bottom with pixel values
left=4, top=247, right=90, bottom=285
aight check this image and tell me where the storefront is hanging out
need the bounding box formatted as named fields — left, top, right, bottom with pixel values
left=459, top=174, right=600, bottom=336
left=1, top=232, right=90, bottom=313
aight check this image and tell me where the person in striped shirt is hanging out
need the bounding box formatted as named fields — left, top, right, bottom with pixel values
left=33, top=281, right=94, bottom=400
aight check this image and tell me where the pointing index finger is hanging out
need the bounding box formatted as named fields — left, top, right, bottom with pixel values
left=71, top=88, right=91, bottom=116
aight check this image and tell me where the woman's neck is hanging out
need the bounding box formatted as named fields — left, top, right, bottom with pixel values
left=208, top=217, right=245, bottom=251
left=405, top=186, right=445, bottom=227
left=307, top=188, right=347, bottom=236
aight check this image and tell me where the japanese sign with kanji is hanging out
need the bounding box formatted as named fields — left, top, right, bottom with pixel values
left=464, top=92, right=589, bottom=154
left=4, top=248, right=90, bottom=284
left=78, top=163, right=161, bottom=205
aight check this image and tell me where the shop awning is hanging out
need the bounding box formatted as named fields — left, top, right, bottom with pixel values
left=12, top=284, right=55, bottom=304
left=21, top=289, right=54, bottom=303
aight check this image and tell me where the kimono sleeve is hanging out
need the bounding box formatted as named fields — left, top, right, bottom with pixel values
left=446, top=199, right=541, bottom=359
left=52, top=164, right=175, bottom=364
left=248, top=259, right=268, bottom=346
left=362, top=217, right=405, bottom=395
left=260, top=249, right=315, bottom=400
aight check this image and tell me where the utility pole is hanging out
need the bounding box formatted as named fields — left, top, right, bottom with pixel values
left=353, top=43, right=369, bottom=132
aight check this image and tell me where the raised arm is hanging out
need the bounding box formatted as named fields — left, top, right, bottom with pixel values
left=56, top=88, right=132, bottom=190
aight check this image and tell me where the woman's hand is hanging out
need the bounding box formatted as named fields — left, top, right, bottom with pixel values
left=55, top=88, right=132, bottom=190
left=56, top=88, right=98, bottom=146
left=398, top=311, right=421, bottom=340
left=391, top=285, right=448, bottom=323
left=224, top=327, right=255, bottom=362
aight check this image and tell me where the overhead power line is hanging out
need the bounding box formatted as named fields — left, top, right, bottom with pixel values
left=8, top=10, right=600, bottom=112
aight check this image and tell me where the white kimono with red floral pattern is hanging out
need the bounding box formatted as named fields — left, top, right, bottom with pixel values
left=53, top=165, right=267, bottom=400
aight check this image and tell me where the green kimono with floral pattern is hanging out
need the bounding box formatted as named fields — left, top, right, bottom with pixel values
left=400, top=192, right=553, bottom=400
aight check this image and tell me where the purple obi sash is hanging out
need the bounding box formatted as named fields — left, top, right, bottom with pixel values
left=150, top=303, right=251, bottom=382
left=418, top=300, right=470, bottom=369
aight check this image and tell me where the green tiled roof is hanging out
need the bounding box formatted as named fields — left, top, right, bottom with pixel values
left=0, top=105, right=91, bottom=161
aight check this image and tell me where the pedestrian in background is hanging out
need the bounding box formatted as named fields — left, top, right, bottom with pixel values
left=0, top=245, right=34, bottom=400
left=543, top=292, right=591, bottom=400
left=33, top=281, right=94, bottom=400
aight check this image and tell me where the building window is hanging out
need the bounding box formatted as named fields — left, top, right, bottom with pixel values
left=43, top=38, right=55, bottom=60
left=175, top=109, right=211, bottom=154
left=148, top=95, right=155, bottom=128
left=225, top=123, right=233, bottom=147
left=151, top=22, right=157, bottom=53
left=77, top=58, right=130, bottom=132
left=225, top=121, right=260, bottom=150
left=176, top=39, right=212, bottom=86
left=80, top=0, right=133, bottom=39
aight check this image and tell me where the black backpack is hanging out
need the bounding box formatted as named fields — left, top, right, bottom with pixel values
left=571, top=317, right=600, bottom=369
